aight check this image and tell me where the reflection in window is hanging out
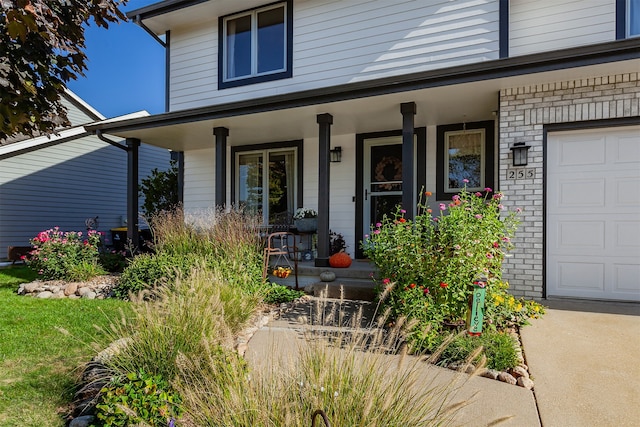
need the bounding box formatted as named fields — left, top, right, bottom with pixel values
left=238, top=153, right=263, bottom=214
left=223, top=3, right=287, bottom=82
left=445, top=129, right=485, bottom=192
left=237, top=149, right=296, bottom=224
left=630, top=0, right=640, bottom=37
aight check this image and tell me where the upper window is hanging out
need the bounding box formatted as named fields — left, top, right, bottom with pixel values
left=629, top=0, right=640, bottom=37
left=436, top=121, right=494, bottom=200
left=219, top=1, right=293, bottom=89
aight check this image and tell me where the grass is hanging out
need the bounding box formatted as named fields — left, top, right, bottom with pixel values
left=0, top=266, right=130, bottom=427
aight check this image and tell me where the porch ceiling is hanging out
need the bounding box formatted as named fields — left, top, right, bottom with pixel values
left=95, top=58, right=638, bottom=151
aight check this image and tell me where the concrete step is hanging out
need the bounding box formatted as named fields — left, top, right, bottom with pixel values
left=307, top=279, right=377, bottom=301
left=295, top=260, right=377, bottom=280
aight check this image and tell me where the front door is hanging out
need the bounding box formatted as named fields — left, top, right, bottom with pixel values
left=363, top=136, right=403, bottom=234
left=355, top=129, right=425, bottom=258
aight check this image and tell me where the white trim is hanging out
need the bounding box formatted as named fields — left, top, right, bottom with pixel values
left=62, top=89, right=106, bottom=120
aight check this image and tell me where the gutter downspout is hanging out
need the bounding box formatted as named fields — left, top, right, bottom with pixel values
left=95, top=129, right=129, bottom=151
left=134, top=15, right=167, bottom=47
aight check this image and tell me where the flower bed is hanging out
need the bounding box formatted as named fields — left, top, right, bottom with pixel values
left=363, top=186, right=544, bottom=375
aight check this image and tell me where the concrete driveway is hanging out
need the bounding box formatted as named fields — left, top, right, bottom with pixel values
left=520, top=299, right=640, bottom=427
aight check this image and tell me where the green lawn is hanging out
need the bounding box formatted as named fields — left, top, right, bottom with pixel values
left=0, top=266, right=130, bottom=426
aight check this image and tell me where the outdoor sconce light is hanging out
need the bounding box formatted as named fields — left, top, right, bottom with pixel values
left=510, top=142, right=531, bottom=167
left=330, top=146, right=342, bottom=163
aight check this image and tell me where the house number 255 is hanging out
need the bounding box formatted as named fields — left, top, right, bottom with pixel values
left=507, top=168, right=535, bottom=180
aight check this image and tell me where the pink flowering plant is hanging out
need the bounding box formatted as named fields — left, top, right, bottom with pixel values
left=28, top=227, right=106, bottom=281
left=364, top=186, right=543, bottom=343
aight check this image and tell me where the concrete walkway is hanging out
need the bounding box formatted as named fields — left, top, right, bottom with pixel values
left=247, top=297, right=640, bottom=426
left=520, top=299, right=640, bottom=427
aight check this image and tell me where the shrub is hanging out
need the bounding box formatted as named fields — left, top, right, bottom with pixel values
left=429, top=331, right=519, bottom=372
left=27, top=227, right=105, bottom=281
left=114, top=252, right=199, bottom=299
left=263, top=283, right=305, bottom=304
left=364, top=187, right=520, bottom=322
left=99, top=251, right=128, bottom=273
left=94, top=370, right=182, bottom=427
left=139, top=160, right=179, bottom=217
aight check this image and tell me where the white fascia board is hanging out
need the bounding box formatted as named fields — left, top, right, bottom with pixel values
left=0, top=126, right=88, bottom=157
left=63, top=88, right=106, bottom=120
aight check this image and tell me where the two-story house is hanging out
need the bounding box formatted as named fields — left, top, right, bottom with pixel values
left=88, top=0, right=640, bottom=302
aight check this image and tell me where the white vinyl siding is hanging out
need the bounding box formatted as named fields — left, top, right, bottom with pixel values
left=183, top=148, right=216, bottom=211
left=0, top=138, right=169, bottom=258
left=509, top=0, right=616, bottom=56
left=169, top=0, right=499, bottom=110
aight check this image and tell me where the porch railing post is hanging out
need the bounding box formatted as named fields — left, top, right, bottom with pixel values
left=316, top=113, right=333, bottom=267
left=401, top=102, right=416, bottom=219
left=214, top=127, right=229, bottom=208
left=126, top=138, right=140, bottom=251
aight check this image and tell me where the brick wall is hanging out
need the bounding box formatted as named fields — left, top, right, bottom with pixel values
left=499, top=72, right=640, bottom=298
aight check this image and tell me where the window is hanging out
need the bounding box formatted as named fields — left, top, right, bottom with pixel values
left=232, top=141, right=302, bottom=224
left=629, top=0, right=640, bottom=37
left=436, top=121, right=494, bottom=200
left=219, top=1, right=292, bottom=89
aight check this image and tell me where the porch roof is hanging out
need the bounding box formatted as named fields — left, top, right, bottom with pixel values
left=85, top=39, right=639, bottom=151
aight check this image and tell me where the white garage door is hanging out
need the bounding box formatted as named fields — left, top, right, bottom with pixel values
left=547, top=126, right=640, bottom=301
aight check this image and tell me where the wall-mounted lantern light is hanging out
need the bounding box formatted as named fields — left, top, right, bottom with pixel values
left=330, top=146, right=342, bottom=163
left=510, top=142, right=531, bottom=167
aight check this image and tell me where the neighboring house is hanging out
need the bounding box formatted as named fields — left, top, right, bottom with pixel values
left=0, top=89, right=171, bottom=260
left=87, top=0, right=639, bottom=302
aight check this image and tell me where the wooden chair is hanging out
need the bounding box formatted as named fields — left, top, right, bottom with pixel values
left=261, top=211, right=299, bottom=288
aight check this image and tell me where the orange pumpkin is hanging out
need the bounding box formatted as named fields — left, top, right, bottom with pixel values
left=329, top=251, right=352, bottom=268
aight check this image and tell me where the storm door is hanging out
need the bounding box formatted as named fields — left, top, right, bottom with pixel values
left=363, top=136, right=403, bottom=232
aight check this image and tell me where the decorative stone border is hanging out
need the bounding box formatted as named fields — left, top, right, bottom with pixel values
left=17, top=275, right=119, bottom=300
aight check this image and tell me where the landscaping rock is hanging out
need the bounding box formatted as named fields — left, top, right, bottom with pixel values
left=82, top=291, right=97, bottom=300
left=77, top=287, right=92, bottom=297
left=23, top=282, right=40, bottom=293
left=518, top=376, right=535, bottom=390
left=17, top=275, right=119, bottom=300
left=69, top=415, right=95, bottom=427
left=37, top=291, right=53, bottom=299
left=65, top=283, right=78, bottom=296
left=510, top=366, right=529, bottom=379
left=498, top=372, right=517, bottom=385
left=481, top=369, right=501, bottom=380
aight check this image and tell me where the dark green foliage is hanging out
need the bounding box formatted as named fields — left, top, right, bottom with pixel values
left=99, top=252, right=128, bottom=273
left=94, top=370, right=182, bottom=427
left=263, top=283, right=305, bottom=304
left=431, top=331, right=519, bottom=371
left=139, top=160, right=179, bottom=217
left=114, top=252, right=198, bottom=299
left=329, top=230, right=348, bottom=255
left=0, top=1, right=127, bottom=139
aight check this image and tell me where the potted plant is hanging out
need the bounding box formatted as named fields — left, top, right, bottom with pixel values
left=293, top=207, right=318, bottom=233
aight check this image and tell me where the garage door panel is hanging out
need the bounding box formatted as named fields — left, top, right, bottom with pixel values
left=616, top=135, right=640, bottom=163
left=555, top=179, right=605, bottom=207
left=553, top=220, right=605, bottom=250
left=613, top=264, right=640, bottom=295
left=547, top=126, right=640, bottom=302
left=557, top=136, right=606, bottom=167
left=555, top=261, right=605, bottom=291
left=614, top=177, right=640, bottom=207
left=614, top=221, right=640, bottom=253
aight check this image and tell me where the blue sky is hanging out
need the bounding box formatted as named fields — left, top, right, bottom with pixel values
left=66, top=0, right=165, bottom=119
